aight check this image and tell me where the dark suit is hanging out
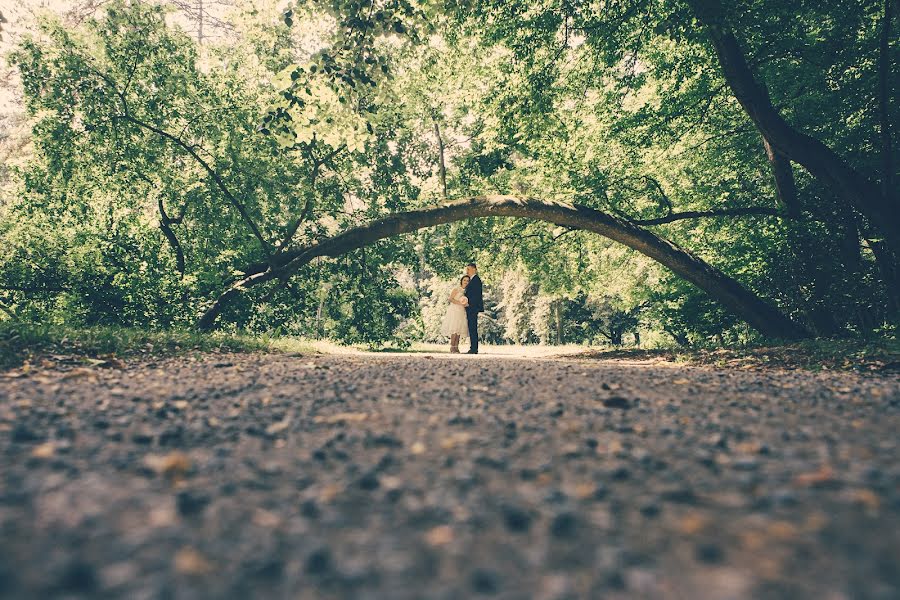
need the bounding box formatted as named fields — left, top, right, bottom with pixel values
left=465, top=274, right=484, bottom=352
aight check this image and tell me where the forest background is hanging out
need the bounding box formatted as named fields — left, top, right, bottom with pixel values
left=0, top=0, right=897, bottom=351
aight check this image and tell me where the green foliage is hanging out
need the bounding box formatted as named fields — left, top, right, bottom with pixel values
left=1, top=0, right=897, bottom=348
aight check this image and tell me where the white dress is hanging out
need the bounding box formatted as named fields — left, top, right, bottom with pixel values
left=441, top=286, right=469, bottom=339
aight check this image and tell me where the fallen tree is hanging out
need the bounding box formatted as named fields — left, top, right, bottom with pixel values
left=197, top=196, right=810, bottom=339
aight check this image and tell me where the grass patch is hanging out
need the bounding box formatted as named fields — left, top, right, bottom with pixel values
left=573, top=338, right=900, bottom=372
left=0, top=322, right=317, bottom=370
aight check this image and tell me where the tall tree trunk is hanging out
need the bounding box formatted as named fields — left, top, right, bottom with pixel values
left=555, top=301, right=563, bottom=345
left=197, top=196, right=810, bottom=339
left=433, top=115, right=448, bottom=199
left=197, top=0, right=204, bottom=45
left=879, top=0, right=894, bottom=196
left=872, top=0, right=900, bottom=314
left=762, top=135, right=841, bottom=334
left=688, top=0, right=900, bottom=254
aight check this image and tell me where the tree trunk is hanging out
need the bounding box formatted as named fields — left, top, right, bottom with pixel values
left=433, top=116, right=448, bottom=199
left=879, top=0, right=894, bottom=197
left=197, top=196, right=809, bottom=339
left=762, top=135, right=798, bottom=214
left=555, top=301, right=563, bottom=345
left=688, top=0, right=900, bottom=253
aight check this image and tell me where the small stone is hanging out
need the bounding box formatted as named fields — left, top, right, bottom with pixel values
left=661, top=488, right=697, bottom=504
left=602, top=397, right=631, bottom=410
left=771, top=489, right=799, bottom=508
left=550, top=512, right=577, bottom=538
left=611, top=467, right=630, bottom=481
left=358, top=472, right=380, bottom=491
left=12, top=425, right=41, bottom=443
left=176, top=491, right=210, bottom=517
left=502, top=505, right=531, bottom=533
left=58, top=561, right=97, bottom=592
left=470, top=568, right=500, bottom=594
left=132, top=431, right=154, bottom=445
left=733, top=457, right=759, bottom=471
left=300, top=499, right=320, bottom=519
left=695, top=542, right=725, bottom=564
left=305, top=548, right=332, bottom=575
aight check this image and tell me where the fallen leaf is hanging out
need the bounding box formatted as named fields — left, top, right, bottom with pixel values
left=793, top=465, right=834, bottom=487
left=766, top=520, right=798, bottom=540
left=424, top=525, right=454, bottom=546
left=677, top=512, right=709, bottom=535
left=62, top=367, right=98, bottom=380
left=844, top=488, right=880, bottom=514
left=174, top=547, right=214, bottom=575
left=313, top=412, right=368, bottom=424
left=439, top=432, right=471, bottom=449
left=144, top=451, right=191, bottom=481
left=266, top=418, right=291, bottom=435
left=30, top=442, right=56, bottom=459
left=252, top=509, right=281, bottom=528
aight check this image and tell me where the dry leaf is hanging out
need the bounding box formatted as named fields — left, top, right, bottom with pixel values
left=844, top=488, right=880, bottom=514
left=30, top=443, right=56, bottom=459
left=144, top=451, right=191, bottom=481
left=766, top=521, right=798, bottom=540
left=174, top=548, right=214, bottom=575
left=439, top=432, right=471, bottom=449
left=266, top=418, right=291, bottom=435
left=677, top=512, right=709, bottom=535
left=62, top=367, right=98, bottom=380
left=793, top=465, right=834, bottom=487
left=313, top=412, right=368, bottom=424
left=424, top=525, right=454, bottom=546
left=252, top=509, right=281, bottom=528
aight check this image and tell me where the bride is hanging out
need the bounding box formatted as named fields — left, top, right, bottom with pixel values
left=441, top=275, right=470, bottom=353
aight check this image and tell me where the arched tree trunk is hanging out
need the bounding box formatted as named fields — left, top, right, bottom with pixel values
left=197, top=196, right=810, bottom=339
left=688, top=0, right=900, bottom=254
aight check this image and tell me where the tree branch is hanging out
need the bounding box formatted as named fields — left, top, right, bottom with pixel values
left=197, top=195, right=809, bottom=340
left=115, top=113, right=271, bottom=252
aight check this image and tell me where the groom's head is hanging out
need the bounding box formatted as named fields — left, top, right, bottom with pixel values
left=466, top=262, right=477, bottom=277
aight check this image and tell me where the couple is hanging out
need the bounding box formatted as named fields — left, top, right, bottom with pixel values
left=441, top=263, right=484, bottom=354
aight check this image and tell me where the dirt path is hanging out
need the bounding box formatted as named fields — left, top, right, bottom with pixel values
left=1, top=353, right=899, bottom=599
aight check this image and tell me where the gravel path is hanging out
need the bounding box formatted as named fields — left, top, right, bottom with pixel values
left=1, top=353, right=899, bottom=599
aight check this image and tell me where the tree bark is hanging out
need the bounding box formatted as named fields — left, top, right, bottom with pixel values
left=196, top=196, right=810, bottom=339
left=879, top=0, right=894, bottom=197
left=688, top=0, right=900, bottom=253
left=158, top=197, right=186, bottom=275
left=761, top=135, right=799, bottom=214
left=433, top=115, right=448, bottom=199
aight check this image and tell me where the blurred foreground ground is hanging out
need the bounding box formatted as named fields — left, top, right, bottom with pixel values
left=1, top=351, right=899, bottom=598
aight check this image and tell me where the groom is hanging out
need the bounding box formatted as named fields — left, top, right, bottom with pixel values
left=464, top=262, right=484, bottom=354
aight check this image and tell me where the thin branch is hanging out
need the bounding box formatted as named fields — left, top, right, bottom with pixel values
left=116, top=113, right=271, bottom=252
left=630, top=206, right=787, bottom=225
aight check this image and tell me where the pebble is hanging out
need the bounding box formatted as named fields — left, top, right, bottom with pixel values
left=550, top=512, right=578, bottom=538
left=502, top=505, right=531, bottom=533
left=470, top=568, right=500, bottom=594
